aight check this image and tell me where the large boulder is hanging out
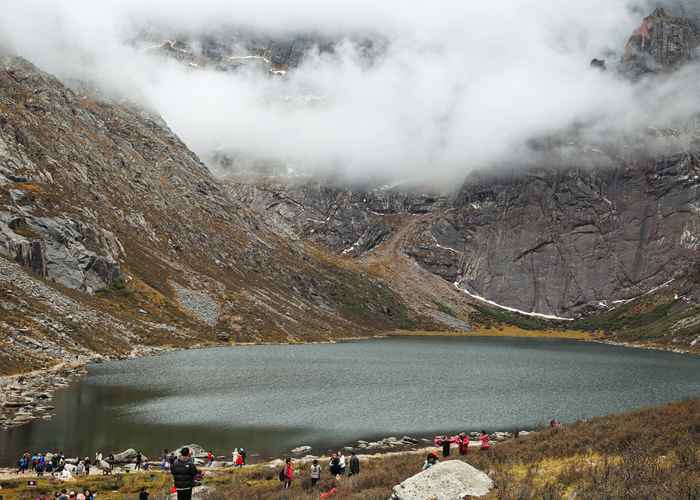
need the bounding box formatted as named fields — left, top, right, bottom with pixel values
left=170, top=485, right=211, bottom=499
left=391, top=460, right=493, bottom=500
left=173, top=444, right=207, bottom=458
left=112, top=448, right=138, bottom=463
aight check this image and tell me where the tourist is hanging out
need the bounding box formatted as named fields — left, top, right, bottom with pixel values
left=479, top=431, right=490, bottom=451
left=206, top=450, right=214, bottom=467
left=459, top=433, right=469, bottom=455
left=338, top=451, right=346, bottom=476
left=239, top=448, right=247, bottom=465
left=329, top=452, right=340, bottom=477
left=76, top=491, right=86, bottom=500
left=138, top=486, right=150, bottom=500
left=349, top=452, right=360, bottom=476
left=282, top=457, right=294, bottom=489
left=83, top=490, right=94, bottom=500
left=171, top=447, right=200, bottom=500
left=442, top=435, right=451, bottom=457
left=35, top=457, right=46, bottom=476
left=422, top=452, right=438, bottom=470
left=232, top=448, right=240, bottom=466
left=17, top=453, right=28, bottom=474
left=95, top=451, right=102, bottom=464
left=75, top=461, right=85, bottom=476
left=310, top=459, right=321, bottom=487
left=549, top=418, right=561, bottom=429
left=57, top=489, right=69, bottom=500
left=83, top=458, right=91, bottom=476
left=235, top=451, right=244, bottom=468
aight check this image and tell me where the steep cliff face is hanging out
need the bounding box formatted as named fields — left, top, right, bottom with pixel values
left=622, top=7, right=700, bottom=76
left=437, top=155, right=700, bottom=317
left=0, top=56, right=414, bottom=374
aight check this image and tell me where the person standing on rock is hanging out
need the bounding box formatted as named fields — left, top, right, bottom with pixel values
left=479, top=431, right=490, bottom=451
left=349, top=452, right=360, bottom=476
left=171, top=447, right=200, bottom=500
left=239, top=448, right=247, bottom=465
left=206, top=450, right=214, bottom=467
left=135, top=451, right=143, bottom=470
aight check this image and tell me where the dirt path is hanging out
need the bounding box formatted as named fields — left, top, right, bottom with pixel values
left=361, top=214, right=476, bottom=330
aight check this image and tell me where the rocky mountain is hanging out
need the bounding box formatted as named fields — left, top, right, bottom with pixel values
left=0, top=55, right=416, bottom=374
left=2, top=6, right=700, bottom=379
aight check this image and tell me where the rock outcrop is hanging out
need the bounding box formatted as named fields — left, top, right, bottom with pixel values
left=391, top=460, right=494, bottom=499
left=622, top=8, right=700, bottom=77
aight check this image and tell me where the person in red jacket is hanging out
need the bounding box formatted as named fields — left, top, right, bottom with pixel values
left=459, top=433, right=469, bottom=455
left=283, top=458, right=294, bottom=489
left=235, top=453, right=244, bottom=467
left=479, top=431, right=490, bottom=451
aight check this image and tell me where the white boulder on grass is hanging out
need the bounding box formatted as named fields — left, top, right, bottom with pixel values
left=391, top=460, right=494, bottom=500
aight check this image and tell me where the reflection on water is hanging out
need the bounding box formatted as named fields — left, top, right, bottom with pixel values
left=1, top=336, right=698, bottom=465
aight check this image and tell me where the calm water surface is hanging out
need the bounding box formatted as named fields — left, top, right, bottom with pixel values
left=1, top=336, right=698, bottom=465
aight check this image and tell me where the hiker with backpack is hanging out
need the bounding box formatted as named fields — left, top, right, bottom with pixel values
left=280, top=457, right=294, bottom=489
left=171, top=447, right=200, bottom=500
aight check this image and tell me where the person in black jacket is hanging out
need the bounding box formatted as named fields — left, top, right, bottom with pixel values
left=170, top=448, right=200, bottom=500
left=349, top=452, right=360, bottom=476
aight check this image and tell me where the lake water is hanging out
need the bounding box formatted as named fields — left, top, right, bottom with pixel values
left=1, top=336, right=699, bottom=465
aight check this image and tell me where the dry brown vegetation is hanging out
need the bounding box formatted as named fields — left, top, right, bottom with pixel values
left=3, top=399, right=695, bottom=499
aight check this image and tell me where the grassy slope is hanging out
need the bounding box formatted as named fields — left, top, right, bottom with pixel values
left=2, top=400, right=697, bottom=499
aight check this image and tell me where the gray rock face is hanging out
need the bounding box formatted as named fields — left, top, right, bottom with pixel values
left=622, top=8, right=700, bottom=76
left=226, top=178, right=446, bottom=257
left=438, top=156, right=700, bottom=316
left=391, top=460, right=494, bottom=499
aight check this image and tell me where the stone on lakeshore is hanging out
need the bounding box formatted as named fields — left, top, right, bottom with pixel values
left=170, top=485, right=210, bottom=499
left=174, top=444, right=207, bottom=458
left=391, top=460, right=494, bottom=500
left=113, top=448, right=138, bottom=463
left=291, top=445, right=312, bottom=454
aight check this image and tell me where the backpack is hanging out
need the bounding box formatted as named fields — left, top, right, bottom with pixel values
left=278, top=467, right=286, bottom=481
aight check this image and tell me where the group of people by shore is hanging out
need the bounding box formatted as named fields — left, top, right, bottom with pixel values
left=16, top=451, right=97, bottom=480
left=12, top=427, right=537, bottom=498
left=279, top=451, right=361, bottom=491
left=434, top=430, right=492, bottom=459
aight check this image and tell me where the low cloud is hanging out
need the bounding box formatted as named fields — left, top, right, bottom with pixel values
left=1, top=1, right=698, bottom=185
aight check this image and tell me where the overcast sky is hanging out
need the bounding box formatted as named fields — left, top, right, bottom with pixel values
left=1, top=1, right=698, bottom=184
